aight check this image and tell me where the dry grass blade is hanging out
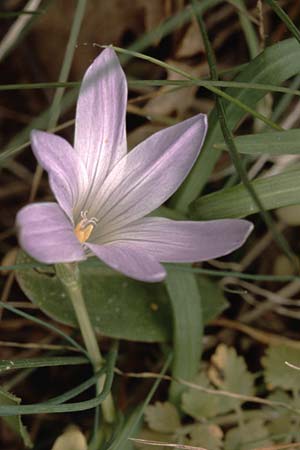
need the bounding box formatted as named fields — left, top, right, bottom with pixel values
left=0, top=0, right=42, bottom=62
left=213, top=317, right=300, bottom=349
left=254, top=443, right=300, bottom=450
left=285, top=361, right=300, bottom=371
left=0, top=340, right=80, bottom=352
left=130, top=438, right=208, bottom=450
left=115, top=368, right=299, bottom=413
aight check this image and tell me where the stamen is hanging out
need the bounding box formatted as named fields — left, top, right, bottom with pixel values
left=74, top=211, right=98, bottom=243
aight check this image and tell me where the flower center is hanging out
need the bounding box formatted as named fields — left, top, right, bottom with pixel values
left=74, top=211, right=98, bottom=243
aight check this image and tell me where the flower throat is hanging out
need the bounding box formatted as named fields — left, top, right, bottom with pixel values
left=74, top=211, right=98, bottom=243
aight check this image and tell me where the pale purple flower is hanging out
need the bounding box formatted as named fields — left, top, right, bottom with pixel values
left=16, top=48, right=253, bottom=282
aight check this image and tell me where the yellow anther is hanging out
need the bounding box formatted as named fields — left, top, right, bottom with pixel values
left=74, top=221, right=94, bottom=243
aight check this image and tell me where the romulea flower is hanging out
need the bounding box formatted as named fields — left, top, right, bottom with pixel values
left=16, top=48, right=253, bottom=282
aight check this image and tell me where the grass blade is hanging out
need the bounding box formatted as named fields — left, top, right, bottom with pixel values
left=165, top=270, right=203, bottom=404
left=192, top=3, right=294, bottom=262
left=172, top=38, right=300, bottom=212
left=190, top=168, right=300, bottom=220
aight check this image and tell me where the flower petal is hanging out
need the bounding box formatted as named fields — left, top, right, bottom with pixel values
left=86, top=242, right=166, bottom=282
left=31, top=130, right=88, bottom=219
left=74, top=47, right=127, bottom=190
left=91, top=114, right=207, bottom=230
left=16, top=203, right=86, bottom=263
left=94, top=217, right=253, bottom=262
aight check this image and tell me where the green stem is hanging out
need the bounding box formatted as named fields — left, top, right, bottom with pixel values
left=55, top=263, right=115, bottom=424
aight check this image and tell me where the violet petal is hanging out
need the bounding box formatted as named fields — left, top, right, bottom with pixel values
left=92, top=114, right=207, bottom=229
left=87, top=242, right=166, bottom=282
left=31, top=130, right=88, bottom=219
left=93, top=217, right=253, bottom=262
left=74, top=47, right=127, bottom=190
left=16, top=203, right=86, bottom=263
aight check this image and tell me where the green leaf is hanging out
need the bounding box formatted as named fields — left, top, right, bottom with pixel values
left=165, top=269, right=203, bottom=404
left=0, top=356, right=88, bottom=372
left=190, top=168, right=300, bottom=219
left=144, top=402, right=180, bottom=434
left=16, top=253, right=227, bottom=343
left=216, top=129, right=300, bottom=155
left=189, top=423, right=223, bottom=450
left=181, top=373, right=220, bottom=419
left=224, top=419, right=272, bottom=450
left=197, top=275, right=228, bottom=321
left=265, top=0, right=300, bottom=44
left=107, top=355, right=172, bottom=450
left=266, top=392, right=294, bottom=444
left=0, top=387, right=32, bottom=448
left=173, top=38, right=300, bottom=211
left=262, top=345, right=300, bottom=391
left=16, top=252, right=170, bottom=343
left=208, top=344, right=254, bottom=411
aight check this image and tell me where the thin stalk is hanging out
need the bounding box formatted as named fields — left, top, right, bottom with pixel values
left=55, top=263, right=115, bottom=423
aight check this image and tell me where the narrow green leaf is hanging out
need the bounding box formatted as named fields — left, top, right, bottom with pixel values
left=190, top=168, right=300, bottom=220
left=0, top=356, right=88, bottom=373
left=46, top=369, right=106, bottom=406
left=0, top=387, right=32, bottom=447
left=166, top=269, right=203, bottom=404
left=112, top=45, right=281, bottom=131
left=0, top=300, right=86, bottom=355
left=47, top=0, right=87, bottom=130
left=5, top=257, right=300, bottom=282
left=193, top=6, right=294, bottom=262
left=0, top=118, right=74, bottom=165
left=0, top=10, right=42, bottom=18
left=233, top=0, right=259, bottom=58
left=265, top=0, right=300, bottom=44
left=272, top=74, right=300, bottom=122
left=3, top=79, right=300, bottom=96
left=0, top=343, right=117, bottom=416
left=107, top=354, right=172, bottom=450
left=216, top=129, right=300, bottom=155
left=0, top=81, right=79, bottom=90
left=172, top=38, right=300, bottom=211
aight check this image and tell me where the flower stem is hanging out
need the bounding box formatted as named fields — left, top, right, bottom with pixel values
left=55, top=263, right=115, bottom=424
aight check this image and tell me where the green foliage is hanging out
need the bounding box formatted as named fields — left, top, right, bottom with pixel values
left=173, top=38, right=300, bottom=210
left=224, top=419, right=272, bottom=450
left=216, top=129, right=300, bottom=155
left=190, top=168, right=300, bottom=220
left=141, top=344, right=300, bottom=449
left=144, top=402, right=180, bottom=433
left=265, top=388, right=300, bottom=445
left=262, top=345, right=300, bottom=391
left=0, top=387, right=32, bottom=448
left=16, top=252, right=227, bottom=343
left=182, top=373, right=220, bottom=419
left=189, top=424, right=223, bottom=450
left=166, top=269, right=203, bottom=403
left=208, top=344, right=254, bottom=411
